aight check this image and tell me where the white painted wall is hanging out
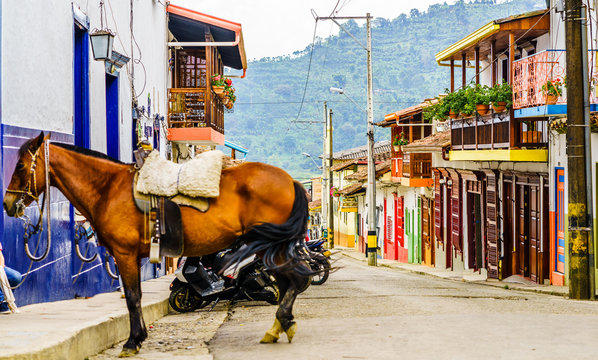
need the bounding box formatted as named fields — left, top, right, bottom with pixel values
left=2, top=1, right=168, bottom=161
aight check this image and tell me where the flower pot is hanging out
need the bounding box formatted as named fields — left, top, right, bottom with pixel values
left=492, top=101, right=507, bottom=113
left=448, top=110, right=458, bottom=119
left=212, top=86, right=225, bottom=95
left=393, top=145, right=400, bottom=152
left=476, top=104, right=490, bottom=115
left=222, top=97, right=229, bottom=105
left=225, top=102, right=234, bottom=109
left=546, top=94, right=559, bottom=105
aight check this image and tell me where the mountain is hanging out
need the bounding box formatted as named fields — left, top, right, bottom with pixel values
left=224, top=0, right=546, bottom=180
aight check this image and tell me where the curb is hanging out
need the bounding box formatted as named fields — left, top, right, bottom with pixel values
left=340, top=251, right=569, bottom=298
left=0, top=278, right=172, bottom=360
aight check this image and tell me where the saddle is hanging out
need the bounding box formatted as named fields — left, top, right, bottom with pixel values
left=131, top=148, right=224, bottom=262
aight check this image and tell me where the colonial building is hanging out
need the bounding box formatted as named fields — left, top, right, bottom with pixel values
left=1, top=2, right=247, bottom=306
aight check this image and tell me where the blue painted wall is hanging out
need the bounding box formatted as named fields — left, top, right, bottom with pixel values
left=1, top=124, right=164, bottom=306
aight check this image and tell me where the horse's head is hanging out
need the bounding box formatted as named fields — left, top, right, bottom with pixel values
left=3, top=131, right=49, bottom=217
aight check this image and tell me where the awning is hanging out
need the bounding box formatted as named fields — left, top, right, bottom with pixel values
left=435, top=9, right=549, bottom=65
left=167, top=5, right=247, bottom=71
left=377, top=98, right=438, bottom=127
left=402, top=130, right=450, bottom=153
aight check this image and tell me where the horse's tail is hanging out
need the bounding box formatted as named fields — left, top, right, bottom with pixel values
left=228, top=181, right=314, bottom=276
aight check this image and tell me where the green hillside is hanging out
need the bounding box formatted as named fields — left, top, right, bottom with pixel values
left=224, top=0, right=546, bottom=180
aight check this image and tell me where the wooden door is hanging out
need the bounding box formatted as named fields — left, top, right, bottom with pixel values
left=445, top=176, right=453, bottom=269
left=397, top=196, right=404, bottom=248
left=450, top=174, right=463, bottom=253
left=503, top=178, right=514, bottom=278
left=555, top=169, right=566, bottom=274
left=433, top=169, right=443, bottom=248
left=422, top=197, right=434, bottom=266
left=384, top=198, right=396, bottom=260
left=518, top=185, right=530, bottom=277
left=529, top=185, right=540, bottom=281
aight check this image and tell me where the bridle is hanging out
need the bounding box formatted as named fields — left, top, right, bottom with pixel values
left=5, top=139, right=52, bottom=261
left=6, top=143, right=44, bottom=213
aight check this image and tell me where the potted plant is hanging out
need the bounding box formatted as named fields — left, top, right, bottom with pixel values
left=489, top=82, right=512, bottom=112
left=541, top=78, right=563, bottom=105
left=226, top=91, right=236, bottom=109
left=393, top=132, right=408, bottom=152
left=473, top=84, right=491, bottom=115
left=211, top=74, right=226, bottom=94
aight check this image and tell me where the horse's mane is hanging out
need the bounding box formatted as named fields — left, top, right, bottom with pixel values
left=51, top=142, right=127, bottom=165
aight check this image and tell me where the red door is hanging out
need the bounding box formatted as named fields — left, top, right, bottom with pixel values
left=555, top=169, right=565, bottom=274
left=384, top=198, right=396, bottom=260
left=395, top=195, right=407, bottom=262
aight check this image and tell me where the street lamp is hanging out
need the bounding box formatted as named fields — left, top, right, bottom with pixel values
left=89, top=1, right=115, bottom=61
left=302, top=152, right=323, bottom=170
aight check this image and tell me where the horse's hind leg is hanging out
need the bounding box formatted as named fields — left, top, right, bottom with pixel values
left=115, top=254, right=147, bottom=357
left=260, top=272, right=288, bottom=343
left=261, top=270, right=309, bottom=344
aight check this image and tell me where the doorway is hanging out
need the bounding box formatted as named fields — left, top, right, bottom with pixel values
left=74, top=25, right=90, bottom=148
left=105, top=74, right=119, bottom=159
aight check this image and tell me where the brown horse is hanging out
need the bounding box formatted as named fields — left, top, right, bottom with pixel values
left=3, top=132, right=311, bottom=356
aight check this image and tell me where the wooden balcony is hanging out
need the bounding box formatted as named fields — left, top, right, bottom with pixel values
left=390, top=153, right=433, bottom=187
left=167, top=87, right=225, bottom=146
left=449, top=113, right=548, bottom=162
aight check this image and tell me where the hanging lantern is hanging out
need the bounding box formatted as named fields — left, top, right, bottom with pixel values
left=90, top=29, right=114, bottom=61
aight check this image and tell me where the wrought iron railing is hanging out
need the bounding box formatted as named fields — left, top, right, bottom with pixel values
left=512, top=49, right=598, bottom=109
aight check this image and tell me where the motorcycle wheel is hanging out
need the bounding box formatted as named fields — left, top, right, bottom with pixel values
left=311, top=258, right=330, bottom=285
left=169, top=285, right=204, bottom=313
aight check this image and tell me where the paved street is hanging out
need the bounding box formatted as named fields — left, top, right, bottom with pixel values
left=94, top=255, right=598, bottom=359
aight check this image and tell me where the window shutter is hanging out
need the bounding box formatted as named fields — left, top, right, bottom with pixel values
left=484, top=170, right=499, bottom=279
left=433, top=169, right=443, bottom=246
left=449, top=170, right=462, bottom=253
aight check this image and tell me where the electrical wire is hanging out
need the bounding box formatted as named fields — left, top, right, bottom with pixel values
left=292, top=18, right=319, bottom=123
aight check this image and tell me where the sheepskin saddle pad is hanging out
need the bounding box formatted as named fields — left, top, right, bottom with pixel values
left=136, top=150, right=223, bottom=198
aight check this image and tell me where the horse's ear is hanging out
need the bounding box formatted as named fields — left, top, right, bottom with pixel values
left=34, top=131, right=44, bottom=149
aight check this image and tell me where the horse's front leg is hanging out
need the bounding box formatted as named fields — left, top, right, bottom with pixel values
left=114, top=252, right=147, bottom=357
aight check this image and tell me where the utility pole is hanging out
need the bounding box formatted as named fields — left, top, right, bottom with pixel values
left=565, top=0, right=594, bottom=299
left=316, top=12, right=376, bottom=264
left=321, top=102, right=329, bottom=246
left=328, top=108, right=335, bottom=249
left=366, top=13, right=377, bottom=266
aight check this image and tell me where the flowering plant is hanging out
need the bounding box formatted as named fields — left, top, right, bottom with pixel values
left=541, top=78, right=563, bottom=97
left=330, top=186, right=341, bottom=197
left=393, top=132, right=408, bottom=146
left=211, top=74, right=225, bottom=87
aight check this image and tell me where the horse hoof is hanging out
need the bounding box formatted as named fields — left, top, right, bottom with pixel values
left=285, top=322, right=297, bottom=343
left=260, top=331, right=279, bottom=343
left=118, top=346, right=139, bottom=357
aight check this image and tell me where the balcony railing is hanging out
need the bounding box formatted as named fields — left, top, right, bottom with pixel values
left=391, top=157, right=403, bottom=178
left=450, top=113, right=548, bottom=150
left=513, top=49, right=598, bottom=109
left=402, top=153, right=432, bottom=179
left=167, top=88, right=224, bottom=133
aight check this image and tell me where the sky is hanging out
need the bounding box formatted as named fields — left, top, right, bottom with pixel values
left=170, top=0, right=458, bottom=61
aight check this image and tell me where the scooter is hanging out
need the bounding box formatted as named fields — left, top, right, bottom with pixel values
left=306, top=239, right=332, bottom=285
left=169, top=246, right=279, bottom=313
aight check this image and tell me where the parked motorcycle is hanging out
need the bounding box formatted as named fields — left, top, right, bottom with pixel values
left=306, top=239, right=332, bottom=285
left=169, top=246, right=279, bottom=313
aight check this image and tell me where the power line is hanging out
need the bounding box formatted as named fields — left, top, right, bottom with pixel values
left=292, top=19, right=319, bottom=123
left=234, top=100, right=421, bottom=105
